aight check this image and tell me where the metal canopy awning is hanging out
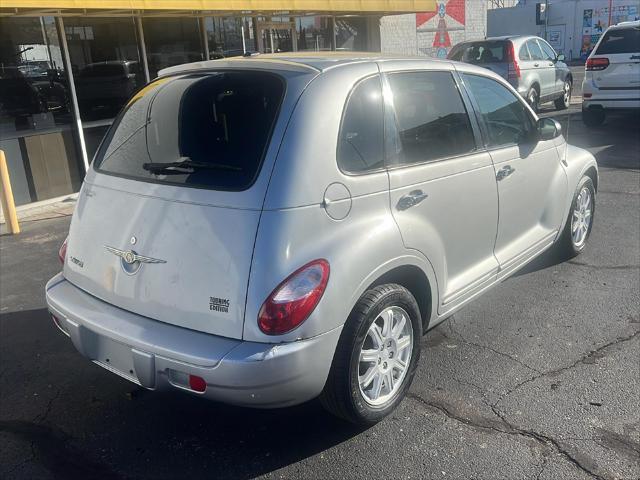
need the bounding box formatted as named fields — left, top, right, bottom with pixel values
left=1, top=0, right=436, bottom=16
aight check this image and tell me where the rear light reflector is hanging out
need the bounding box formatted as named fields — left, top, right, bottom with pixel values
left=58, top=237, right=68, bottom=265
left=583, top=93, right=592, bottom=98
left=586, top=57, right=609, bottom=71
left=188, top=375, right=207, bottom=392
left=258, top=259, right=330, bottom=335
left=507, top=41, right=521, bottom=80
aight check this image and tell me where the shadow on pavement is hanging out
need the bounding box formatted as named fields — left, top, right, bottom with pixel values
left=0, top=308, right=364, bottom=480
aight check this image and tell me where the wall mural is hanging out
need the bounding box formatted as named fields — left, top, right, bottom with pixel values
left=581, top=4, right=639, bottom=59
left=416, top=0, right=465, bottom=58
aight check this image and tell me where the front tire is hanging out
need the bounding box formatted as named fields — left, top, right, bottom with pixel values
left=527, top=87, right=540, bottom=112
left=554, top=79, right=572, bottom=110
left=557, top=176, right=595, bottom=257
left=320, top=284, right=421, bottom=425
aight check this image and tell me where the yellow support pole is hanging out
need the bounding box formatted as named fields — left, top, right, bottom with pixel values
left=0, top=150, right=21, bottom=235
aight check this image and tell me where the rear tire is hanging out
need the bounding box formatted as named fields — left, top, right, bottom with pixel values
left=582, top=108, right=605, bottom=127
left=320, top=284, right=421, bottom=426
left=557, top=176, right=595, bottom=257
left=554, top=79, right=572, bottom=110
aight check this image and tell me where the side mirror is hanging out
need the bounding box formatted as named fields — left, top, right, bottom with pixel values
left=557, top=53, right=566, bottom=62
left=537, top=117, right=562, bottom=141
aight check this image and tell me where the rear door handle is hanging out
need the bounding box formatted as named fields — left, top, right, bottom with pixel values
left=496, top=165, right=515, bottom=181
left=534, top=62, right=540, bottom=67
left=397, top=190, right=428, bottom=210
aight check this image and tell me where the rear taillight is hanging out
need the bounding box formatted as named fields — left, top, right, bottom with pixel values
left=258, top=259, right=330, bottom=335
left=58, top=237, right=68, bottom=265
left=507, top=41, right=521, bottom=80
left=586, top=57, right=609, bottom=71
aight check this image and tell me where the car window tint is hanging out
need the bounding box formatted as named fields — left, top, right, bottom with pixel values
left=596, top=28, right=640, bottom=54
left=519, top=43, right=531, bottom=61
left=462, top=74, right=535, bottom=148
left=538, top=40, right=557, bottom=60
left=447, top=41, right=507, bottom=63
left=337, top=75, right=385, bottom=173
left=387, top=71, right=476, bottom=166
left=527, top=40, right=545, bottom=60
left=95, top=71, right=284, bottom=191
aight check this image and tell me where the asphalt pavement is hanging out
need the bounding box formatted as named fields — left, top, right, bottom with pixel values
left=1, top=66, right=639, bottom=480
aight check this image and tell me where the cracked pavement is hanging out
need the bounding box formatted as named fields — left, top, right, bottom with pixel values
left=1, top=78, right=639, bottom=478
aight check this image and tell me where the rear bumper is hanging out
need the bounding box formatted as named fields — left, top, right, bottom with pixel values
left=45, top=274, right=342, bottom=408
left=582, top=81, right=640, bottom=110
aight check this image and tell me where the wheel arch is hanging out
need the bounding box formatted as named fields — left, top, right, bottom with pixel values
left=364, top=264, right=433, bottom=334
left=584, top=165, right=598, bottom=192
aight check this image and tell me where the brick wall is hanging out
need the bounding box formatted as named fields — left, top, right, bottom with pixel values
left=381, top=0, right=488, bottom=57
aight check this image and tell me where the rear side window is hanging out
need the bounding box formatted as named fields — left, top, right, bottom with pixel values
left=95, top=71, right=284, bottom=191
left=596, top=28, right=640, bottom=54
left=527, top=40, right=545, bottom=61
left=462, top=74, right=535, bottom=148
left=387, top=71, right=476, bottom=166
left=337, top=75, right=384, bottom=173
left=519, top=44, right=531, bottom=61
left=448, top=41, right=507, bottom=63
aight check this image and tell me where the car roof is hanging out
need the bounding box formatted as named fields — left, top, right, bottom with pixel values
left=608, top=19, right=640, bottom=30
left=158, top=52, right=455, bottom=77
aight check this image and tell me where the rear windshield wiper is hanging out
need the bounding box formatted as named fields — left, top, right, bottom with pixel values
left=142, top=158, right=242, bottom=174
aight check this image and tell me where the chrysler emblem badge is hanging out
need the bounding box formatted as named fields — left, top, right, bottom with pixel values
left=105, top=244, right=166, bottom=275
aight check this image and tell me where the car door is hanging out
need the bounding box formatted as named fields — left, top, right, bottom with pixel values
left=538, top=38, right=564, bottom=95
left=460, top=73, right=568, bottom=277
left=526, top=39, right=555, bottom=99
left=383, top=68, right=500, bottom=312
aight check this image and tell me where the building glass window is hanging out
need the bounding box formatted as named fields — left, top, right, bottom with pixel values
left=297, top=17, right=334, bottom=51
left=205, top=17, right=253, bottom=58
left=335, top=17, right=368, bottom=51
left=143, top=18, right=204, bottom=78
left=0, top=17, right=83, bottom=205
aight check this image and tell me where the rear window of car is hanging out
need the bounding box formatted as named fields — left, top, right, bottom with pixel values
left=595, top=27, right=640, bottom=55
left=448, top=41, right=507, bottom=63
left=94, top=71, right=285, bottom=191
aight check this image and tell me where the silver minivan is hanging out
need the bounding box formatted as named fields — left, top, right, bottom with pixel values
left=46, top=54, right=598, bottom=425
left=448, top=36, right=573, bottom=112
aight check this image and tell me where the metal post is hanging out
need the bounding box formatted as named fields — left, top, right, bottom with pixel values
left=0, top=150, right=21, bottom=234
left=332, top=16, right=337, bottom=51
left=199, top=17, right=210, bottom=61
left=136, top=17, right=150, bottom=83
left=55, top=17, right=89, bottom=173
left=241, top=22, right=247, bottom=54
left=544, top=0, right=549, bottom=41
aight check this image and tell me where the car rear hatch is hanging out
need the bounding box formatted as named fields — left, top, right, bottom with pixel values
left=63, top=67, right=313, bottom=340
left=590, top=26, right=640, bottom=90
left=448, top=40, right=510, bottom=80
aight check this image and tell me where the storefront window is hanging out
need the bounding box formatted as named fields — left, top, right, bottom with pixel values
left=64, top=18, right=143, bottom=122
left=0, top=17, right=83, bottom=205
left=205, top=17, right=254, bottom=58
left=335, top=17, right=369, bottom=51
left=143, top=18, right=204, bottom=78
left=297, top=17, right=334, bottom=51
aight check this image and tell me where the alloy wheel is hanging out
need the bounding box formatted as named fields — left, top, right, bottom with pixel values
left=357, top=306, right=413, bottom=406
left=571, top=187, right=592, bottom=248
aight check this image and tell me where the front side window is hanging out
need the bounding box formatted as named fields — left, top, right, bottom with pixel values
left=596, top=27, right=640, bottom=55
left=337, top=75, right=384, bottom=173
left=462, top=74, right=535, bottom=148
left=95, top=71, right=285, bottom=191
left=527, top=40, right=545, bottom=61
left=538, top=40, right=557, bottom=61
left=386, top=71, right=476, bottom=166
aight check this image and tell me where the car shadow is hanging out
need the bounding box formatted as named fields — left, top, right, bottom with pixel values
left=0, top=308, right=366, bottom=480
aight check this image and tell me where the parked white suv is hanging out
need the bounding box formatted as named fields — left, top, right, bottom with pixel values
left=582, top=20, right=640, bottom=126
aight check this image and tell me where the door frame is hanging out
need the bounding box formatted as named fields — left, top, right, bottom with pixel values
left=255, top=20, right=297, bottom=53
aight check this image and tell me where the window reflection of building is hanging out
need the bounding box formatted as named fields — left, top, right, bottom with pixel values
left=0, top=10, right=384, bottom=209
left=0, top=17, right=82, bottom=206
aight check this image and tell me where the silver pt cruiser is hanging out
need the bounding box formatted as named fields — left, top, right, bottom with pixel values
left=46, top=54, right=598, bottom=425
